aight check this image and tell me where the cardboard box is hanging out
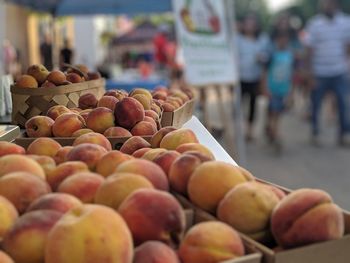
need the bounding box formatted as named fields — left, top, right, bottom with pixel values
left=173, top=192, right=350, bottom=263
left=161, top=99, right=195, bottom=128
left=174, top=193, right=262, bottom=263
left=15, top=135, right=152, bottom=150
left=0, top=125, right=20, bottom=142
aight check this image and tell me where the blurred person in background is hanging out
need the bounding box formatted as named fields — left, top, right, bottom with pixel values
left=305, top=0, right=350, bottom=146
left=237, top=14, right=270, bottom=141
left=153, top=25, right=169, bottom=71
left=264, top=31, right=295, bottom=152
left=40, top=34, right=53, bottom=71
left=60, top=39, right=74, bottom=70
left=2, top=39, right=18, bottom=78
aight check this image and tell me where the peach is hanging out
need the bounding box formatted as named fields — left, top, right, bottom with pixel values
left=184, top=151, right=214, bottom=163
left=179, top=222, right=244, bottom=263
left=66, top=72, right=83, bottom=83
left=181, top=88, right=194, bottom=99
left=134, top=241, right=180, bottom=263
left=0, top=196, right=18, bottom=239
left=188, top=161, right=253, bottom=213
left=78, top=93, right=98, bottom=110
left=27, top=64, right=49, bottom=85
left=57, top=172, right=104, bottom=203
left=47, top=161, right=89, bottom=190
left=145, top=110, right=160, bottom=122
left=71, top=128, right=94, bottom=137
left=4, top=211, right=63, bottom=263
left=73, top=132, right=112, bottom=151
left=47, top=70, right=66, bottom=85
left=115, top=97, right=145, bottom=129
left=143, top=115, right=157, bottom=127
left=132, top=94, right=152, bottom=110
left=0, top=142, right=25, bottom=157
left=67, top=143, right=107, bottom=171
left=129, top=88, right=153, bottom=101
left=151, top=101, right=162, bottom=115
left=162, top=103, right=176, bottom=112
left=95, top=173, right=154, bottom=210
left=141, top=148, right=167, bottom=161
left=132, top=148, right=152, bottom=158
left=73, top=64, right=89, bottom=75
left=27, top=137, right=62, bottom=157
left=45, top=205, right=133, bottom=263
left=152, top=91, right=167, bottom=101
left=97, top=96, right=118, bottom=111
left=46, top=105, right=71, bottom=120
left=169, top=154, right=202, bottom=195
left=86, top=107, right=115, bottom=134
left=217, top=182, right=280, bottom=242
left=0, top=251, right=14, bottom=263
left=104, top=90, right=126, bottom=101
left=119, top=189, right=185, bottom=245
left=96, top=151, right=133, bottom=177
left=0, top=154, right=45, bottom=179
left=150, top=127, right=177, bottom=148
left=25, top=116, right=54, bottom=138
left=27, top=193, right=82, bottom=214
left=153, top=151, right=181, bottom=175
left=69, top=107, right=82, bottom=113
left=53, top=146, right=73, bottom=164
left=153, top=86, right=169, bottom=94
left=170, top=89, right=190, bottom=102
left=52, top=113, right=86, bottom=137
left=131, top=121, right=157, bottom=136
left=176, top=143, right=215, bottom=160
left=120, top=136, right=151, bottom=155
left=116, top=159, right=169, bottom=191
left=0, top=172, right=51, bottom=213
left=160, top=129, right=199, bottom=150
left=271, top=189, right=345, bottom=249
left=104, top=127, right=132, bottom=137
left=15, top=75, right=38, bottom=88
left=41, top=80, right=56, bottom=88
left=87, top=72, right=101, bottom=80
left=27, top=155, right=56, bottom=176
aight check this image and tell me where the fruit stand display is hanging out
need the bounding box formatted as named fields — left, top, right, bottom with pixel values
left=1, top=63, right=349, bottom=263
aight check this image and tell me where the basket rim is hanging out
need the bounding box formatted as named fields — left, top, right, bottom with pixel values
left=11, top=78, right=105, bottom=96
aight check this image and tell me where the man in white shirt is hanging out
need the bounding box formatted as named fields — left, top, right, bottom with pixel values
left=305, top=0, right=350, bottom=146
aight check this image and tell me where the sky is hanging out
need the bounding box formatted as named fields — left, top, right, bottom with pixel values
left=266, top=0, right=297, bottom=12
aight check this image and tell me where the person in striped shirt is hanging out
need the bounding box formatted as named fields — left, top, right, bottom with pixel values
left=305, top=0, right=350, bottom=146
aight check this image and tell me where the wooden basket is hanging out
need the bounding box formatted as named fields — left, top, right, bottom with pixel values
left=11, top=79, right=105, bottom=127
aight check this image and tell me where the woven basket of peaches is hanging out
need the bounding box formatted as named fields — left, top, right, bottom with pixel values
left=11, top=64, right=105, bottom=127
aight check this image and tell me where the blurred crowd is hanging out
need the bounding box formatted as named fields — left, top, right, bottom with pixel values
left=237, top=0, right=350, bottom=150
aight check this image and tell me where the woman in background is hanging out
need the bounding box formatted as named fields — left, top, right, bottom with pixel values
left=237, top=14, right=269, bottom=141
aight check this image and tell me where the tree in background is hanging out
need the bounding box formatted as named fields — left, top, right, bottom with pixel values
left=234, top=0, right=270, bottom=29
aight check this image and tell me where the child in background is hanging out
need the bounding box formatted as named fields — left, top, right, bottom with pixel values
left=265, top=31, right=295, bottom=151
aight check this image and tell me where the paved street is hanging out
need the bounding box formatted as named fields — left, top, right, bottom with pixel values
left=202, top=89, right=350, bottom=211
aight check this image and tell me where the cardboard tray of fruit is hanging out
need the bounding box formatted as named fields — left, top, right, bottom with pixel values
left=161, top=98, right=195, bottom=129
left=173, top=183, right=350, bottom=263
left=182, top=197, right=262, bottom=263
left=11, top=64, right=105, bottom=128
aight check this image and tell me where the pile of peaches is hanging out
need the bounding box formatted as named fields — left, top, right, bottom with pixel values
left=25, top=87, right=194, bottom=138
left=0, top=125, right=346, bottom=263
left=0, top=127, right=244, bottom=263
left=15, top=64, right=101, bottom=89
